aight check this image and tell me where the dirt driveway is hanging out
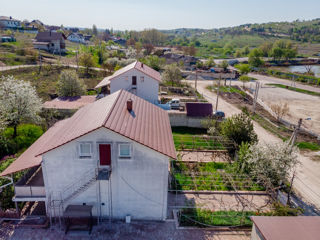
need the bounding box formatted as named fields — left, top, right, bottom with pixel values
left=187, top=80, right=320, bottom=211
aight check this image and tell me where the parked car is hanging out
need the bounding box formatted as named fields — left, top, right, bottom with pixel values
left=168, top=98, right=185, bottom=111
left=213, top=110, right=225, bottom=120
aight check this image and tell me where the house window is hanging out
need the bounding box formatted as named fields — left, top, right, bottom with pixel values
left=140, top=76, right=144, bottom=82
left=119, top=143, right=131, bottom=158
left=78, top=142, right=92, bottom=158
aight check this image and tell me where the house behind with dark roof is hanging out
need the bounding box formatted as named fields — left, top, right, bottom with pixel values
left=33, top=31, right=66, bottom=53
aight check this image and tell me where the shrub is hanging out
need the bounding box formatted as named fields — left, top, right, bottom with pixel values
left=0, top=124, right=43, bottom=159
left=56, top=70, right=86, bottom=97
left=220, top=113, right=258, bottom=147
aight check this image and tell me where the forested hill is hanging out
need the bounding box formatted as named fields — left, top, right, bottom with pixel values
left=162, top=18, right=320, bottom=43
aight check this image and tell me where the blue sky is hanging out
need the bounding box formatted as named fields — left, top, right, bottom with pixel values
left=1, top=0, right=319, bottom=30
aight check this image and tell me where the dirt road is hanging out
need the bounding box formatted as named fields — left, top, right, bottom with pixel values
left=188, top=80, right=320, bottom=212
left=231, top=76, right=320, bottom=135
left=248, top=73, right=320, bottom=94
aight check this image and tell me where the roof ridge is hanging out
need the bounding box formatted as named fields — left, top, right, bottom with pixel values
left=102, top=90, right=123, bottom=126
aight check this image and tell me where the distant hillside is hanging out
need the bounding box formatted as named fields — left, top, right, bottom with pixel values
left=162, top=18, right=320, bottom=44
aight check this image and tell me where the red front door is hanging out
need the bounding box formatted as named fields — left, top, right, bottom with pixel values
left=99, top=144, right=111, bottom=166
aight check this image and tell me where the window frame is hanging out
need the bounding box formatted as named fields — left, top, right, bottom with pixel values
left=118, top=143, right=132, bottom=159
left=78, top=142, right=93, bottom=158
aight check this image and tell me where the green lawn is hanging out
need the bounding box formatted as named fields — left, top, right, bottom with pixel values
left=266, top=83, right=320, bottom=97
left=171, top=127, right=230, bottom=151
left=180, top=208, right=256, bottom=227
left=297, top=142, right=320, bottom=151
left=171, top=161, right=264, bottom=191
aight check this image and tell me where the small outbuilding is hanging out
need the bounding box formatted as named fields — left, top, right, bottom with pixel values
left=251, top=216, right=320, bottom=240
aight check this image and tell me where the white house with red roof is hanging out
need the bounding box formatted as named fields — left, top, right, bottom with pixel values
left=1, top=90, right=176, bottom=222
left=95, top=61, right=161, bottom=104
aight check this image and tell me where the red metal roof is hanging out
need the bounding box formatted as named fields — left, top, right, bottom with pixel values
left=0, top=119, right=69, bottom=176
left=43, top=96, right=96, bottom=110
left=1, top=90, right=176, bottom=176
left=95, top=61, right=161, bottom=89
left=251, top=216, right=320, bottom=240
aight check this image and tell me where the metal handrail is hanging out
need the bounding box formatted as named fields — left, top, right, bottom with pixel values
left=60, top=168, right=98, bottom=202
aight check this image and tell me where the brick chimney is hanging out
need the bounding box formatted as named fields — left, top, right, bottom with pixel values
left=127, top=99, right=133, bottom=111
left=141, top=63, right=144, bottom=68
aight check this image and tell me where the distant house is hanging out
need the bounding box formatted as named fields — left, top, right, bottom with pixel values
left=0, top=16, right=21, bottom=29
left=33, top=31, right=66, bottom=53
left=161, top=52, right=198, bottom=69
left=251, top=216, right=320, bottom=240
left=1, top=35, right=16, bottom=43
left=67, top=33, right=86, bottom=44
left=113, top=38, right=127, bottom=46
left=84, top=35, right=92, bottom=41
left=0, top=90, right=176, bottom=222
left=95, top=61, right=161, bottom=104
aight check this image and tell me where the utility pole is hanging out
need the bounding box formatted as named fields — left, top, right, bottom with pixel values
left=289, top=118, right=303, bottom=150
left=287, top=171, right=296, bottom=205
left=253, top=81, right=260, bottom=114
left=76, top=44, right=79, bottom=72
left=38, top=48, right=42, bottom=74
left=195, top=70, right=198, bottom=91
left=215, top=75, right=221, bottom=112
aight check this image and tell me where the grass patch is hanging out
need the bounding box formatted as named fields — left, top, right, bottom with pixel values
left=267, top=83, right=320, bottom=97
left=172, top=127, right=228, bottom=151
left=180, top=208, right=255, bottom=227
left=297, top=142, right=320, bottom=151
left=251, top=113, right=288, bottom=140
left=207, top=85, right=246, bottom=97
left=171, top=161, right=264, bottom=191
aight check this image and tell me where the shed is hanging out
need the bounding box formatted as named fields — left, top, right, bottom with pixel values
left=186, top=102, right=213, bottom=117
left=251, top=216, right=320, bottom=240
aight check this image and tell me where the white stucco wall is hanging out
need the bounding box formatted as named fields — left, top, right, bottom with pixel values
left=110, top=68, right=159, bottom=104
left=42, top=127, right=169, bottom=221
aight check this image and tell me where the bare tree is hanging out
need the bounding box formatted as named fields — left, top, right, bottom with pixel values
left=270, top=102, right=290, bottom=121
left=304, top=65, right=313, bottom=75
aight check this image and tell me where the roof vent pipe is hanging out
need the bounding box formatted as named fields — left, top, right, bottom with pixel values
left=141, top=63, right=144, bottom=68
left=127, top=99, right=133, bottom=111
